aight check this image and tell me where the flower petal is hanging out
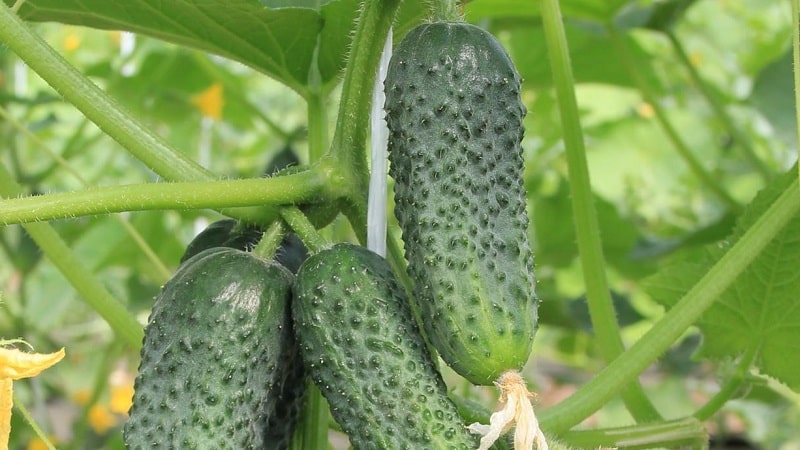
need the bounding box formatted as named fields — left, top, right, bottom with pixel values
left=468, top=371, right=549, bottom=450
left=0, top=347, right=65, bottom=380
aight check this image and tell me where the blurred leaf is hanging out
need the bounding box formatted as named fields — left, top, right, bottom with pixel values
left=465, top=0, right=632, bottom=22
left=505, top=23, right=663, bottom=91
left=6, top=0, right=361, bottom=96
left=0, top=226, right=42, bottom=273
left=532, top=177, right=653, bottom=278
left=640, top=0, right=698, bottom=32
left=645, top=168, right=800, bottom=391
left=567, top=290, right=645, bottom=332
left=750, top=49, right=796, bottom=147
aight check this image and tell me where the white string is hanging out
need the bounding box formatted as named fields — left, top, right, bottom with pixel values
left=367, top=28, right=392, bottom=257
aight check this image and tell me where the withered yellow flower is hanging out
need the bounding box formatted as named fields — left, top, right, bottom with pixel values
left=0, top=345, right=65, bottom=450
left=468, top=371, right=549, bottom=450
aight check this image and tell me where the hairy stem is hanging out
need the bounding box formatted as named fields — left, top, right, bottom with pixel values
left=280, top=207, right=329, bottom=254
left=540, top=0, right=662, bottom=422
left=432, top=0, right=463, bottom=22
left=693, top=346, right=758, bottom=421
left=793, top=0, right=800, bottom=179
left=252, top=220, right=285, bottom=260
left=0, top=170, right=329, bottom=226
left=328, top=0, right=401, bottom=207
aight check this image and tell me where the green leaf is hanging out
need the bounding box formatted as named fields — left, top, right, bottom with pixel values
left=7, top=0, right=361, bottom=96
left=532, top=177, right=653, bottom=278
left=505, top=23, right=663, bottom=90
left=645, top=168, right=800, bottom=391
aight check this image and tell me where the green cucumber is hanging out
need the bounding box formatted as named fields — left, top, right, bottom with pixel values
left=124, top=247, right=302, bottom=449
left=385, top=22, right=538, bottom=385
left=180, top=219, right=308, bottom=274
left=180, top=219, right=261, bottom=263
left=292, top=243, right=477, bottom=449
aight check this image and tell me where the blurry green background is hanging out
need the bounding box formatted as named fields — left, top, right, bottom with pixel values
left=1, top=0, right=798, bottom=448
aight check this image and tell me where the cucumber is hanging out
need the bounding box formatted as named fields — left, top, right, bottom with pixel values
left=292, top=243, right=477, bottom=449
left=385, top=22, right=538, bottom=385
left=180, top=219, right=308, bottom=274
left=180, top=219, right=262, bottom=263
left=124, top=248, right=302, bottom=450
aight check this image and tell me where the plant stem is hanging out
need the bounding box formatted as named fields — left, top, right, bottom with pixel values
left=0, top=170, right=329, bottom=226
left=432, top=0, right=463, bottom=22
left=307, top=90, right=329, bottom=164
left=793, top=0, right=800, bottom=179
left=693, top=345, right=758, bottom=421
left=328, top=0, right=401, bottom=207
left=252, top=220, right=284, bottom=260
left=666, top=30, right=772, bottom=181
left=539, top=175, right=800, bottom=434
left=0, top=4, right=276, bottom=223
left=608, top=27, right=741, bottom=213
left=13, top=395, right=56, bottom=450
left=540, top=0, right=662, bottom=423
left=279, top=207, right=328, bottom=254
left=560, top=416, right=707, bottom=449
left=0, top=164, right=144, bottom=350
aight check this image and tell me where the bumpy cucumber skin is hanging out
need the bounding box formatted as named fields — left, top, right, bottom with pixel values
left=385, top=22, right=538, bottom=385
left=293, top=243, right=477, bottom=450
left=124, top=248, right=301, bottom=450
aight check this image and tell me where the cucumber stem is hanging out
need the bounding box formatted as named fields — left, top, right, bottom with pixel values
left=307, top=89, right=328, bottom=164
left=279, top=207, right=329, bottom=254
left=0, top=169, right=328, bottom=226
left=11, top=394, right=57, bottom=450
left=793, top=0, right=800, bottom=179
left=328, top=0, right=401, bottom=202
left=432, top=0, right=463, bottom=22
left=252, top=220, right=285, bottom=260
left=693, top=345, right=757, bottom=421
left=539, top=0, right=663, bottom=423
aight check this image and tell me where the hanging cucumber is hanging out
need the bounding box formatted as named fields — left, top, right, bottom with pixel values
left=124, top=248, right=302, bottom=449
left=292, top=243, right=478, bottom=449
left=385, top=22, right=538, bottom=386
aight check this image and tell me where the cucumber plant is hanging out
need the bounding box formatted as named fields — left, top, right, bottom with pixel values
left=0, top=0, right=798, bottom=449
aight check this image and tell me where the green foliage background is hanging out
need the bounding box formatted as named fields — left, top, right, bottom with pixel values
left=0, top=0, right=798, bottom=448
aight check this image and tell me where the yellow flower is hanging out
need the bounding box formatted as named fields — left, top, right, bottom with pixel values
left=26, top=435, right=57, bottom=450
left=0, top=345, right=65, bottom=450
left=191, top=83, right=224, bottom=120
left=88, top=404, right=117, bottom=434
left=63, top=33, right=81, bottom=52
left=109, top=383, right=135, bottom=415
